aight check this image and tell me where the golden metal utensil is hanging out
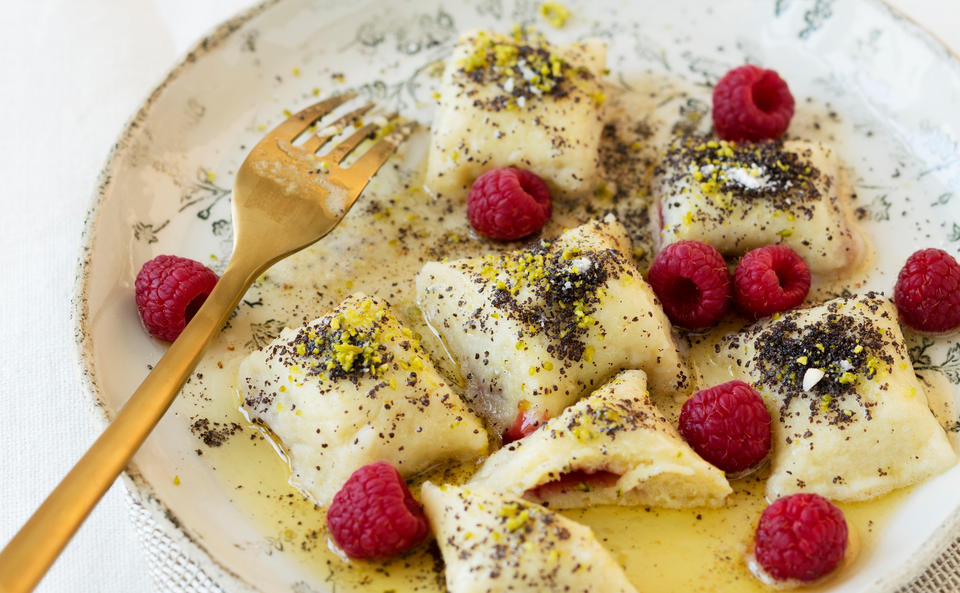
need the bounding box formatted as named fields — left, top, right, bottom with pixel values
left=0, top=92, right=414, bottom=592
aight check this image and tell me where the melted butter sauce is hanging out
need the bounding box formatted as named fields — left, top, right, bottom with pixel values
left=172, top=73, right=937, bottom=592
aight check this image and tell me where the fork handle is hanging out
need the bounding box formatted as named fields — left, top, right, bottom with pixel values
left=0, top=250, right=265, bottom=593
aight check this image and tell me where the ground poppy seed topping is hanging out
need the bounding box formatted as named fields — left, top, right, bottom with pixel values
left=748, top=293, right=897, bottom=424
left=434, top=486, right=573, bottom=580
left=656, top=136, right=826, bottom=223
left=464, top=234, right=626, bottom=364
left=559, top=397, right=641, bottom=443
left=456, top=28, right=603, bottom=111
left=653, top=135, right=858, bottom=275
left=264, top=297, right=426, bottom=388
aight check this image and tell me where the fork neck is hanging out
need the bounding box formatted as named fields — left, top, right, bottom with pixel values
left=0, top=242, right=273, bottom=593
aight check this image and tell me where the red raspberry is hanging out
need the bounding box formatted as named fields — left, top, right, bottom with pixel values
left=754, top=493, right=848, bottom=582
left=679, top=380, right=771, bottom=473
left=134, top=255, right=218, bottom=341
left=467, top=168, right=552, bottom=240
left=713, top=65, right=795, bottom=142
left=647, top=240, right=732, bottom=330
left=734, top=245, right=811, bottom=317
left=326, top=462, right=430, bottom=559
left=894, top=248, right=960, bottom=333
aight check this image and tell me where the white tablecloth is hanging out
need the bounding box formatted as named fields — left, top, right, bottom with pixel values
left=0, top=0, right=957, bottom=591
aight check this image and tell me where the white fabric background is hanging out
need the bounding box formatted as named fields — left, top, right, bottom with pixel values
left=0, top=0, right=956, bottom=591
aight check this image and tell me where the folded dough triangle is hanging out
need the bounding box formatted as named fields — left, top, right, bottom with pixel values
left=425, top=30, right=607, bottom=199
left=238, top=294, right=487, bottom=505
left=421, top=482, right=638, bottom=593
left=712, top=292, right=956, bottom=501
left=468, top=370, right=731, bottom=509
left=416, top=216, right=689, bottom=436
left=654, top=137, right=861, bottom=274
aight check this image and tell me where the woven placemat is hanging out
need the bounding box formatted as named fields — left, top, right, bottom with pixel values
left=902, top=540, right=960, bottom=593
left=126, top=488, right=224, bottom=593
left=124, top=485, right=959, bottom=593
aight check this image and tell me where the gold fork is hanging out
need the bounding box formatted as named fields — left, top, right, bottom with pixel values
left=0, top=92, right=414, bottom=592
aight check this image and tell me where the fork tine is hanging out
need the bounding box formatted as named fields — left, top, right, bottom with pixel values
left=301, top=102, right=376, bottom=153
left=323, top=122, right=381, bottom=164
left=345, top=121, right=418, bottom=179
left=271, top=92, right=357, bottom=141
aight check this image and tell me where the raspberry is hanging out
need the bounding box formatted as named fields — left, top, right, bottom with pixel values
left=754, top=493, right=848, bottom=582
left=734, top=245, right=811, bottom=317
left=647, top=240, right=732, bottom=330
left=678, top=380, right=771, bottom=473
left=134, top=255, right=219, bottom=341
left=326, top=462, right=430, bottom=559
left=713, top=65, right=795, bottom=142
left=467, top=168, right=552, bottom=240
left=894, top=248, right=960, bottom=333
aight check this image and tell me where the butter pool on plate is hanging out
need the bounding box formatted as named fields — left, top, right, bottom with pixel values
left=425, top=28, right=607, bottom=199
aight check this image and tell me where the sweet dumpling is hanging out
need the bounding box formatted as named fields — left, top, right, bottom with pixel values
left=416, top=217, right=690, bottom=436
left=421, top=482, right=639, bottom=593
left=468, top=370, right=731, bottom=509
left=709, top=292, right=956, bottom=501
left=653, top=137, right=861, bottom=274
left=425, top=29, right=607, bottom=199
left=238, top=294, right=487, bottom=505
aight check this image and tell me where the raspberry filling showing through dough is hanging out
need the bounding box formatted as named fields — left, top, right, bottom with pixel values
left=503, top=405, right=548, bottom=444
left=526, top=469, right=621, bottom=499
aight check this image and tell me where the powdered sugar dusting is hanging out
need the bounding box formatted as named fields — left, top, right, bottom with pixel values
left=725, top=166, right=766, bottom=190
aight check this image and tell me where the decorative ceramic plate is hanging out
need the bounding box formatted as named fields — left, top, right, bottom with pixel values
left=75, top=0, right=960, bottom=591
